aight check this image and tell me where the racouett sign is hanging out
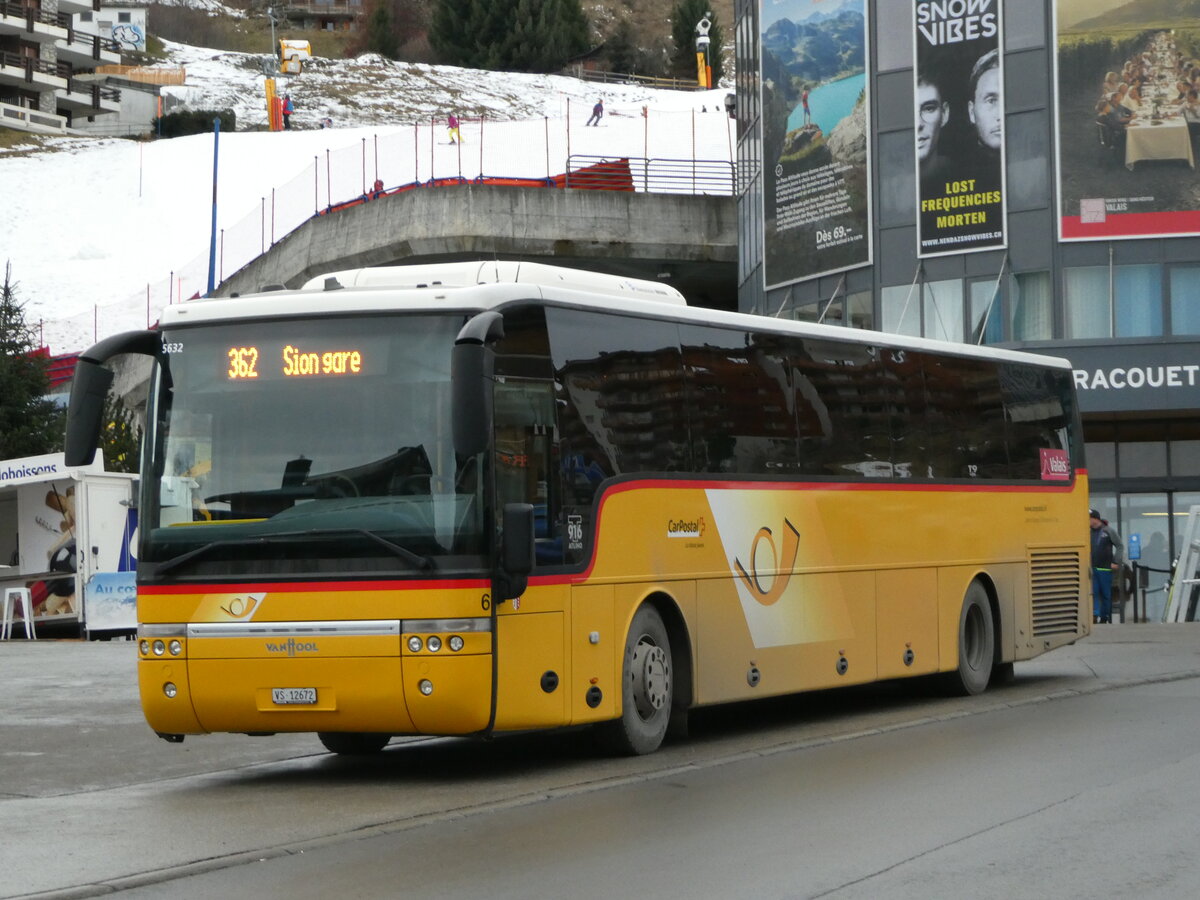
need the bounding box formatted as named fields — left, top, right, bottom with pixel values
left=1047, top=343, right=1200, bottom=413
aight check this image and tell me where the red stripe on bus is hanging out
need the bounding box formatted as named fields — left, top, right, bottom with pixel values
left=596, top=477, right=1080, bottom=497
left=138, top=578, right=491, bottom=595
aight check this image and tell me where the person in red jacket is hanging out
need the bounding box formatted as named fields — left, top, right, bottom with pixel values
left=282, top=94, right=294, bottom=130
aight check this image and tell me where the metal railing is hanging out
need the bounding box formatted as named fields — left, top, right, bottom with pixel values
left=0, top=51, right=66, bottom=81
left=0, top=0, right=62, bottom=29
left=60, top=80, right=120, bottom=103
left=566, top=155, right=734, bottom=195
left=281, top=0, right=362, bottom=17
left=39, top=112, right=736, bottom=354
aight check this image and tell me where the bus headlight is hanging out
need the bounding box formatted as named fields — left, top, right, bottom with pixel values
left=407, top=636, right=423, bottom=653
left=426, top=635, right=442, bottom=652
left=169, top=640, right=183, bottom=656
left=140, top=640, right=150, bottom=655
left=153, top=640, right=166, bottom=656
left=448, top=635, right=464, bottom=652
left=163, top=682, right=178, bottom=698
left=419, top=679, right=433, bottom=696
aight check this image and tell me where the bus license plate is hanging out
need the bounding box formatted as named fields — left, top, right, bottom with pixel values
left=272, top=687, right=317, bottom=705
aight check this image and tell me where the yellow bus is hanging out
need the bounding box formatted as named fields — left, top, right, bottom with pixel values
left=65, top=261, right=1089, bottom=756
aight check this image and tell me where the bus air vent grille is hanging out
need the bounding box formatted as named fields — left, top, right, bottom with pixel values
left=1029, top=548, right=1082, bottom=637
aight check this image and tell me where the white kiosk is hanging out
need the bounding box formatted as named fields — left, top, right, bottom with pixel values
left=0, top=453, right=137, bottom=638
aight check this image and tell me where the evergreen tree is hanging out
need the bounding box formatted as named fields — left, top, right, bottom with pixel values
left=0, top=262, right=65, bottom=459
left=365, top=2, right=401, bottom=59
left=605, top=19, right=640, bottom=75
left=431, top=0, right=589, bottom=72
left=670, top=0, right=725, bottom=86
left=348, top=1, right=430, bottom=60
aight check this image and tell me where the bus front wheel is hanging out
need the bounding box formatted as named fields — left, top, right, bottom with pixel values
left=317, top=732, right=390, bottom=755
left=946, top=580, right=995, bottom=696
left=603, top=605, right=673, bottom=756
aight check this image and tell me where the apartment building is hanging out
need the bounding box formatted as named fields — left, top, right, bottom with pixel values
left=1, top=0, right=120, bottom=133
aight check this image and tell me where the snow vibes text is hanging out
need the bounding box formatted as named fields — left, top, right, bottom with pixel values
left=917, top=0, right=997, bottom=46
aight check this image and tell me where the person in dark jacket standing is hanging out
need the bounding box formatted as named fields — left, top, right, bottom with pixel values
left=282, top=94, right=294, bottom=130
left=1090, top=508, right=1123, bottom=624
left=586, top=99, right=603, bottom=126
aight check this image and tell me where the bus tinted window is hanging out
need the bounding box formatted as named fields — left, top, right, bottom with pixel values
left=923, top=353, right=1010, bottom=479
left=680, top=326, right=800, bottom=475
left=790, top=339, right=893, bottom=478
left=493, top=308, right=563, bottom=567
left=999, top=363, right=1074, bottom=480
left=547, top=309, right=689, bottom=477
left=886, top=349, right=930, bottom=479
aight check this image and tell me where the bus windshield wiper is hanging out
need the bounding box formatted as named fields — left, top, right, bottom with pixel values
left=152, top=529, right=434, bottom=575
left=153, top=539, right=241, bottom=576
left=312, top=528, right=435, bottom=571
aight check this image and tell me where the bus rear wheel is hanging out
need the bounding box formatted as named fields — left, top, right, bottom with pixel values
left=602, top=605, right=673, bottom=756
left=946, top=580, right=995, bottom=696
left=317, top=732, right=390, bottom=755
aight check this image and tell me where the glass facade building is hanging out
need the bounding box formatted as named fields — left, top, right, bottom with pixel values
left=733, top=0, right=1200, bottom=616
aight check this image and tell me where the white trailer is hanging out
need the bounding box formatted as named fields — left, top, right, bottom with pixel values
left=0, top=453, right=137, bottom=638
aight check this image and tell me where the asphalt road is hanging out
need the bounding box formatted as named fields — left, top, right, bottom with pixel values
left=3, top=626, right=1200, bottom=898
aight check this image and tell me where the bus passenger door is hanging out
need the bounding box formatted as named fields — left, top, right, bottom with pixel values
left=491, top=376, right=569, bottom=730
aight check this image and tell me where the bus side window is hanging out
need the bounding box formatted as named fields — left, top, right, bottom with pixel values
left=494, top=382, right=563, bottom=567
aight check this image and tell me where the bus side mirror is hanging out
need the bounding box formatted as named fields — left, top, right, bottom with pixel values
left=496, top=502, right=534, bottom=601
left=65, top=329, right=163, bottom=467
left=65, top=358, right=114, bottom=467
left=452, top=312, right=504, bottom=458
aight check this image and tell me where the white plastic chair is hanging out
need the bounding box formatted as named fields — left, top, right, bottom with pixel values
left=1, top=587, right=37, bottom=640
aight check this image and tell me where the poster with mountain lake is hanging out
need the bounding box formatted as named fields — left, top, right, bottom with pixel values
left=761, top=0, right=871, bottom=288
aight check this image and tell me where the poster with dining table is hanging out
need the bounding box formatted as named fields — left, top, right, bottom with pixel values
left=1054, top=1, right=1200, bottom=240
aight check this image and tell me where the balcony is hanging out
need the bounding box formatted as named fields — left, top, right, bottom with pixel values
left=0, top=50, right=68, bottom=92
left=281, top=0, right=362, bottom=22
left=0, top=96, right=67, bottom=133
left=55, top=20, right=121, bottom=68
left=0, top=0, right=69, bottom=44
left=55, top=75, right=119, bottom=115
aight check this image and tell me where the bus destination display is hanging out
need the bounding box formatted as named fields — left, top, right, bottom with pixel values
left=227, top=344, right=365, bottom=380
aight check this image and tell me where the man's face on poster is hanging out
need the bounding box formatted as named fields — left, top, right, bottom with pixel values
left=969, top=66, right=1002, bottom=150
left=917, top=80, right=949, bottom=166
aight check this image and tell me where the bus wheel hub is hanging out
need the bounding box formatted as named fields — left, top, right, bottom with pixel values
left=632, top=639, right=669, bottom=718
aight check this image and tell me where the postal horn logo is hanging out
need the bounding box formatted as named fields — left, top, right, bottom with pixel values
left=220, top=594, right=262, bottom=620
left=734, top=519, right=800, bottom=606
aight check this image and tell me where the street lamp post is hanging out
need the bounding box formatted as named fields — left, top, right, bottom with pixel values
left=266, top=7, right=278, bottom=75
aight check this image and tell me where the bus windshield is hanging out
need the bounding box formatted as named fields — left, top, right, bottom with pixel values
left=141, top=314, right=485, bottom=577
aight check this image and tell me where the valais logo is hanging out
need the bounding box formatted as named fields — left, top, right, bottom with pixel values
left=1040, top=448, right=1070, bottom=481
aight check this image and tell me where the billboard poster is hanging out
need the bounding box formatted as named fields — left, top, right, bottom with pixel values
left=760, top=0, right=871, bottom=289
left=914, top=0, right=1007, bottom=257
left=1054, top=2, right=1200, bottom=240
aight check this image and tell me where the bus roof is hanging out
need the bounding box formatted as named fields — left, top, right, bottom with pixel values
left=298, top=260, right=689, bottom=305
left=168, top=262, right=1070, bottom=372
